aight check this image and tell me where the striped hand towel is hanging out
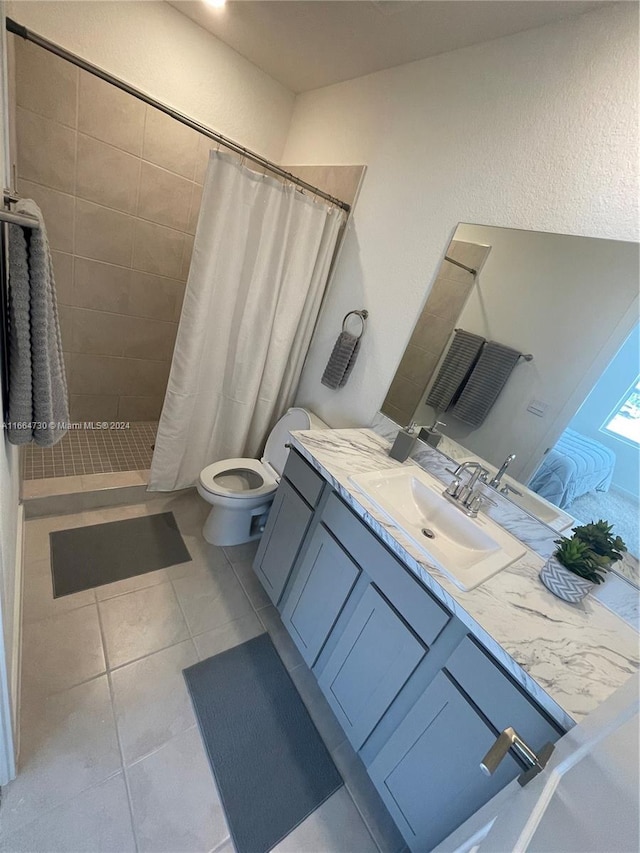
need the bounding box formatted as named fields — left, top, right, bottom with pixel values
left=321, top=331, right=361, bottom=390
left=450, top=340, right=520, bottom=426
left=425, top=329, right=485, bottom=412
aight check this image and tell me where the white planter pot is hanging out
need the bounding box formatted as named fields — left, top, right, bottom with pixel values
left=539, top=556, right=596, bottom=603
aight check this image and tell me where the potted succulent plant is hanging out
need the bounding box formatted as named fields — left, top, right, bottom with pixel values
left=540, top=520, right=626, bottom=603
left=572, top=520, right=627, bottom=568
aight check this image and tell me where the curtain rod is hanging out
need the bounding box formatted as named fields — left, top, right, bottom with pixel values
left=5, top=17, right=351, bottom=213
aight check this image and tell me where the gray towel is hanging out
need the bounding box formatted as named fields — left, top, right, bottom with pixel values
left=450, top=340, right=520, bottom=427
left=425, top=329, right=485, bottom=411
left=321, top=331, right=361, bottom=389
left=7, top=200, right=69, bottom=447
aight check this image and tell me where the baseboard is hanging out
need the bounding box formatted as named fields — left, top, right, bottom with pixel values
left=609, top=483, right=639, bottom=502
left=11, top=503, right=24, bottom=764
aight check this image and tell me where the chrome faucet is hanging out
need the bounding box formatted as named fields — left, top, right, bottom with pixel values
left=444, top=461, right=495, bottom=518
left=488, top=453, right=516, bottom=489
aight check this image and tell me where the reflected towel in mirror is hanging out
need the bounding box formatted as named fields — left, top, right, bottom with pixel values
left=425, top=329, right=485, bottom=411
left=450, top=340, right=520, bottom=427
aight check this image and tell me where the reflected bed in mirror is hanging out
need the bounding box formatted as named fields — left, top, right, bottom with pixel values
left=381, top=224, right=639, bottom=583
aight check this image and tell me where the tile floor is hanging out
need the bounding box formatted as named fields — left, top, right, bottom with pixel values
left=0, top=490, right=385, bottom=853
left=22, top=423, right=158, bottom=479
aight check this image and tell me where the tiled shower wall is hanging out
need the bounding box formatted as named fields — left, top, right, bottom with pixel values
left=11, top=38, right=213, bottom=422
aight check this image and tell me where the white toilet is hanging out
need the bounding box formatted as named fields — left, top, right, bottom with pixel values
left=197, top=407, right=328, bottom=546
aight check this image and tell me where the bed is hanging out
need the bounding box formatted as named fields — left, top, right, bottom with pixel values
left=528, top=428, right=616, bottom=509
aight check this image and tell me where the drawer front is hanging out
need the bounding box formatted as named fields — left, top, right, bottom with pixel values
left=318, top=584, right=427, bottom=749
left=280, top=526, right=360, bottom=665
left=446, top=637, right=566, bottom=746
left=321, top=492, right=450, bottom=646
left=282, top=450, right=325, bottom=508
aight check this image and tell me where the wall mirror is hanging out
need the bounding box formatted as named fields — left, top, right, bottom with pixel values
left=381, top=223, right=639, bottom=580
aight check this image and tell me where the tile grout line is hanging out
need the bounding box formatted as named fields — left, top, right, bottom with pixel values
left=94, top=594, right=142, bottom=853
left=23, top=503, right=383, bottom=852
left=0, top=766, right=124, bottom=846
left=122, top=722, right=199, bottom=774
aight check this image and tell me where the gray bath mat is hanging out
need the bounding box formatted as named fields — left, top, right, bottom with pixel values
left=183, top=633, right=343, bottom=853
left=50, top=512, right=191, bottom=597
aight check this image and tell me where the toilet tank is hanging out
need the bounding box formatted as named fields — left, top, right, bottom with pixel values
left=262, top=407, right=328, bottom=477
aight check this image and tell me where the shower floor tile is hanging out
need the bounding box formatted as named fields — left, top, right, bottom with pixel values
left=22, top=422, right=158, bottom=479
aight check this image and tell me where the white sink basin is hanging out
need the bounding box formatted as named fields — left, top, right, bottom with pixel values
left=456, top=456, right=574, bottom=532
left=350, top=466, right=527, bottom=591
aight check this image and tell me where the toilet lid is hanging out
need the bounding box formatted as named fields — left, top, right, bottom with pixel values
left=199, top=457, right=277, bottom=499
left=262, top=407, right=312, bottom=476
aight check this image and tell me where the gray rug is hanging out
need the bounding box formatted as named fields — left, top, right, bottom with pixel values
left=50, top=512, right=191, bottom=597
left=183, top=633, right=343, bottom=853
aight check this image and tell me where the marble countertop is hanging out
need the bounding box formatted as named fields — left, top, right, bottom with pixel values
left=289, top=427, right=639, bottom=731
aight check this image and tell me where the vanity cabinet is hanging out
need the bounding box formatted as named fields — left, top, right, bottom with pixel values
left=368, top=671, right=522, bottom=851
left=367, top=636, right=563, bottom=850
left=280, top=526, right=360, bottom=665
left=317, top=584, right=427, bottom=749
left=252, top=451, right=325, bottom=605
left=285, top=490, right=452, bottom=750
left=253, top=451, right=566, bottom=852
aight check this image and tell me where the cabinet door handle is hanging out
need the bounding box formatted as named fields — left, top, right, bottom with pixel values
left=480, top=727, right=555, bottom=787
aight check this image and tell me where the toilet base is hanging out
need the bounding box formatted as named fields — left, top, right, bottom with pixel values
left=202, top=500, right=272, bottom=546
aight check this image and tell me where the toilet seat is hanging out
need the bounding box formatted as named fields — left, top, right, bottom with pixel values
left=199, top=457, right=278, bottom=500
left=197, top=407, right=329, bottom=546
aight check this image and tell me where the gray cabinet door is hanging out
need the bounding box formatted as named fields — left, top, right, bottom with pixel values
left=317, top=584, right=427, bottom=749
left=368, top=671, right=521, bottom=852
left=253, top=480, right=313, bottom=605
left=280, top=526, right=360, bottom=665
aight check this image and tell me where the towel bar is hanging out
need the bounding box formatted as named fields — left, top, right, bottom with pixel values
left=1, top=190, right=39, bottom=229
left=453, top=329, right=533, bottom=362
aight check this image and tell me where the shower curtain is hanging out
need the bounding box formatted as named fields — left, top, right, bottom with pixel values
left=149, top=151, right=345, bottom=491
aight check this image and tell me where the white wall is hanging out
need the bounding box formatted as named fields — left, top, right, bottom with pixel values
left=415, top=224, right=639, bottom=482
left=6, top=0, right=295, bottom=161
left=285, top=3, right=639, bottom=428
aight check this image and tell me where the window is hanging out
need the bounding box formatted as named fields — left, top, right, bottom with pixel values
left=601, top=376, right=640, bottom=446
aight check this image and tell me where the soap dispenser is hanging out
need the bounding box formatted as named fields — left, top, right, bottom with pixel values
left=389, top=422, right=418, bottom=462
left=420, top=420, right=446, bottom=449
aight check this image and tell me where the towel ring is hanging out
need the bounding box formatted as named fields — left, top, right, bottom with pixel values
left=342, top=309, right=368, bottom=339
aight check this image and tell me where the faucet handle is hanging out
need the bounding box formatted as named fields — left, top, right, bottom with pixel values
left=445, top=477, right=460, bottom=497
left=468, top=492, right=497, bottom=514
left=501, top=483, right=523, bottom=497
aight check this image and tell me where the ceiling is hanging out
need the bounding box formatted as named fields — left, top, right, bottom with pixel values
left=168, top=0, right=606, bottom=93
